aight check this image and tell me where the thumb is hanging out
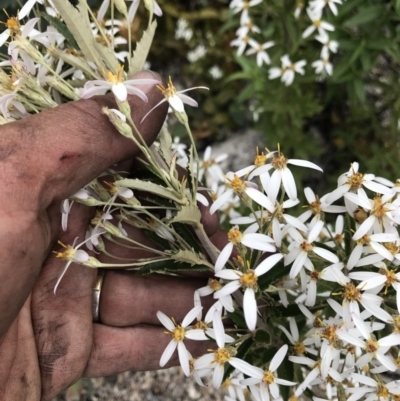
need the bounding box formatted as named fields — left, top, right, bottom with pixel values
left=2, top=70, right=167, bottom=210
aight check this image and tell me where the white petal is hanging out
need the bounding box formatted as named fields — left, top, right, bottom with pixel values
left=182, top=305, right=203, bottom=328
left=157, top=310, right=175, bottom=331
left=112, top=83, right=128, bottom=101
left=210, top=189, right=234, bottom=214
left=289, top=252, right=307, bottom=279
left=214, top=281, right=241, bottom=298
left=243, top=288, right=257, bottom=331
left=254, top=253, right=283, bottom=276
left=178, top=342, right=190, bottom=376
left=376, top=352, right=397, bottom=371
left=212, top=365, right=224, bottom=389
left=215, top=243, right=234, bottom=272
left=270, top=344, right=288, bottom=372
left=288, top=159, right=323, bottom=172
left=230, top=357, right=263, bottom=379
left=336, top=329, right=365, bottom=348
left=313, top=247, right=339, bottom=263
left=178, top=93, right=198, bottom=107
left=363, top=180, right=394, bottom=195
left=281, top=168, right=297, bottom=200
left=347, top=244, right=363, bottom=270
left=159, top=339, right=177, bottom=367
left=184, top=329, right=208, bottom=341
left=245, top=188, right=275, bottom=213
left=378, top=333, right=400, bottom=347
left=267, top=169, right=282, bottom=203
left=169, top=95, right=185, bottom=113
left=352, top=215, right=376, bottom=240
left=351, top=313, right=371, bottom=340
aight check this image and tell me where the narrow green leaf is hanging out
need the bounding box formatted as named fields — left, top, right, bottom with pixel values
left=343, top=6, right=382, bottom=27
left=254, top=329, right=270, bottom=344
left=41, top=13, right=79, bottom=49
left=129, top=20, right=157, bottom=76
left=172, top=223, right=203, bottom=253
left=144, top=230, right=171, bottom=250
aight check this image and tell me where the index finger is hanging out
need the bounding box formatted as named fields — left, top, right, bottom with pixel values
left=1, top=71, right=168, bottom=211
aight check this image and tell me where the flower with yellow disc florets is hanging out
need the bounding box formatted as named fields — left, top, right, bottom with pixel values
left=238, top=345, right=296, bottom=400
left=214, top=225, right=276, bottom=272
left=82, top=65, right=160, bottom=102
left=141, top=76, right=208, bottom=122
left=157, top=306, right=207, bottom=377
left=214, top=253, right=283, bottom=331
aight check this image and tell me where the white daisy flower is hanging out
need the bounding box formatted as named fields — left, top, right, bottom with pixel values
left=327, top=162, right=394, bottom=205
left=239, top=345, right=296, bottom=400
left=194, top=324, right=254, bottom=389
left=278, top=317, right=318, bottom=356
left=214, top=253, right=284, bottom=330
left=245, top=39, right=275, bottom=67
left=315, top=31, right=339, bottom=54
left=309, top=0, right=342, bottom=16
left=347, top=373, right=400, bottom=401
left=299, top=187, right=346, bottom=227
left=157, top=306, right=206, bottom=377
left=141, top=77, right=208, bottom=121
left=268, top=55, right=307, bottom=86
left=312, top=46, right=333, bottom=76
left=302, top=8, right=335, bottom=39
left=285, top=221, right=339, bottom=279
left=81, top=65, right=160, bottom=102
left=215, top=225, right=276, bottom=272
left=251, top=146, right=323, bottom=202
left=337, top=313, right=400, bottom=371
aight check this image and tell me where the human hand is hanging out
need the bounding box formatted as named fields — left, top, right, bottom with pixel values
left=0, top=71, right=221, bottom=400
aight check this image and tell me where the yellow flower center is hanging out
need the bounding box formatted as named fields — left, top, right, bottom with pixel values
left=365, top=339, right=378, bottom=353
left=53, top=241, right=76, bottom=261
left=309, top=197, right=321, bottom=215
left=343, top=283, right=361, bottom=302
left=228, top=227, right=243, bottom=244
left=335, top=233, right=344, bottom=243
left=222, top=378, right=231, bottom=388
left=271, top=153, right=287, bottom=170
left=262, top=371, right=275, bottom=385
left=376, top=384, right=389, bottom=398
left=347, top=170, right=364, bottom=190
left=239, top=270, right=257, bottom=288
left=371, top=195, right=390, bottom=220
left=383, top=269, right=398, bottom=288
left=313, top=20, right=321, bottom=28
left=226, top=174, right=246, bottom=192
left=106, top=65, right=124, bottom=84
left=300, top=241, right=313, bottom=252
left=194, top=320, right=208, bottom=330
left=310, top=270, right=320, bottom=281
left=209, top=278, right=222, bottom=291
left=384, top=242, right=399, bottom=255
left=320, top=325, right=339, bottom=345
left=213, top=348, right=231, bottom=365
left=292, top=342, right=306, bottom=355
left=254, top=152, right=266, bottom=167
left=6, top=17, right=20, bottom=33
left=158, top=76, right=177, bottom=99
left=172, top=325, right=185, bottom=342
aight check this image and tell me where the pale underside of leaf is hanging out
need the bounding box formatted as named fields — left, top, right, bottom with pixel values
left=170, top=206, right=202, bottom=225
left=169, top=250, right=213, bottom=268
left=129, top=19, right=157, bottom=76
left=52, top=0, right=104, bottom=71
left=115, top=178, right=185, bottom=204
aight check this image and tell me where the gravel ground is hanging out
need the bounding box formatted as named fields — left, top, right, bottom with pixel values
left=52, top=130, right=260, bottom=401
left=54, top=368, right=228, bottom=401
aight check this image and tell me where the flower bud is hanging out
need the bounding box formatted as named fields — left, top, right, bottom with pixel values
left=102, top=106, right=134, bottom=139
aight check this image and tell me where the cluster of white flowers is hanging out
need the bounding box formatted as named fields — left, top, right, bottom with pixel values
left=157, top=148, right=400, bottom=400
left=229, top=0, right=343, bottom=85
